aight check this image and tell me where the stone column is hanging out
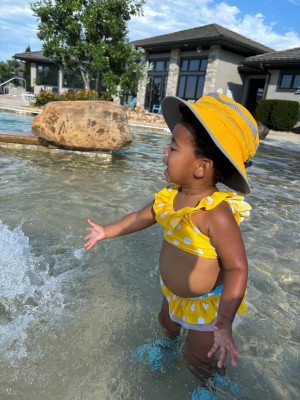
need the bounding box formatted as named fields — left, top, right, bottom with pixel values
left=166, top=49, right=181, bottom=96
left=136, top=52, right=149, bottom=108
left=203, top=45, right=221, bottom=95
left=58, top=67, right=63, bottom=94
left=112, top=85, right=121, bottom=104
left=31, top=62, right=36, bottom=87
left=136, top=80, right=147, bottom=108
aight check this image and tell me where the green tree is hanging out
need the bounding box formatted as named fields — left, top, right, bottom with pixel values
left=30, top=0, right=147, bottom=96
left=0, top=59, right=20, bottom=87
left=23, top=44, right=32, bottom=92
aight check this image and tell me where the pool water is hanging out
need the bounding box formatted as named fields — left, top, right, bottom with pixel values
left=0, top=126, right=299, bottom=399
left=0, top=109, right=35, bottom=132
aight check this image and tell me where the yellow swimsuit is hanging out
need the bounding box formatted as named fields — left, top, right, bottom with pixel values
left=153, top=185, right=250, bottom=330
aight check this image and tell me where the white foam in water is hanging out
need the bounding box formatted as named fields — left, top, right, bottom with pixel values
left=73, top=248, right=86, bottom=260
left=0, top=220, right=64, bottom=363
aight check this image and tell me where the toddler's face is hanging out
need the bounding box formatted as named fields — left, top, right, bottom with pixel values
left=163, top=121, right=199, bottom=185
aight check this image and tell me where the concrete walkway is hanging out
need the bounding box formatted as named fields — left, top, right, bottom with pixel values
left=0, top=94, right=39, bottom=114
left=262, top=130, right=300, bottom=152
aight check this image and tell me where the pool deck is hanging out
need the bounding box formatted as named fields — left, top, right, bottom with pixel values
left=0, top=95, right=299, bottom=155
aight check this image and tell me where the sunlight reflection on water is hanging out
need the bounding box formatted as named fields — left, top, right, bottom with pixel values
left=0, top=127, right=299, bottom=399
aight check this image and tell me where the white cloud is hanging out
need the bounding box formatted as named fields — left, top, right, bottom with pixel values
left=0, top=5, right=33, bottom=17
left=227, top=13, right=300, bottom=50
left=0, top=0, right=41, bottom=61
left=129, top=0, right=300, bottom=50
left=199, top=1, right=240, bottom=25
left=1, top=0, right=300, bottom=61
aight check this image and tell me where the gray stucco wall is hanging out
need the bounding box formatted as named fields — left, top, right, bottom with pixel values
left=266, top=70, right=300, bottom=104
left=213, top=48, right=244, bottom=103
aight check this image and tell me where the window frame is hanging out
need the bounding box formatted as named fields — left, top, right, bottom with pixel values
left=278, top=71, right=300, bottom=91
left=62, top=69, right=85, bottom=89
left=145, top=58, right=170, bottom=109
left=177, top=56, right=208, bottom=101
left=36, top=63, right=59, bottom=86
left=148, top=58, right=170, bottom=73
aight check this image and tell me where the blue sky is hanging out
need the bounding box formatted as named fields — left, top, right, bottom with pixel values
left=1, top=0, right=300, bottom=62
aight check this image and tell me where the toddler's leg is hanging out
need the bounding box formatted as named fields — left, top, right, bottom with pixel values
left=132, top=296, right=181, bottom=372
left=183, top=329, right=214, bottom=366
left=183, top=329, right=223, bottom=381
left=158, top=296, right=181, bottom=340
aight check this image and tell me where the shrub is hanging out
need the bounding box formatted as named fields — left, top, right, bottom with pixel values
left=254, top=99, right=299, bottom=131
left=35, top=89, right=59, bottom=106
left=35, top=89, right=103, bottom=107
left=269, top=100, right=299, bottom=131
left=254, top=100, right=274, bottom=126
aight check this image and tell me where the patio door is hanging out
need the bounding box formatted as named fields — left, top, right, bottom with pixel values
left=146, top=76, right=162, bottom=111
left=247, top=79, right=266, bottom=114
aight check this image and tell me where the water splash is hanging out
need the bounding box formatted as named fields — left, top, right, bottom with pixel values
left=0, top=220, right=64, bottom=363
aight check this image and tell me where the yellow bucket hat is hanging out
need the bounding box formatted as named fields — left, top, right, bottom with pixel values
left=161, top=92, right=259, bottom=194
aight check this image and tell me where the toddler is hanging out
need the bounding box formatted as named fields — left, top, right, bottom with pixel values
left=84, top=92, right=258, bottom=382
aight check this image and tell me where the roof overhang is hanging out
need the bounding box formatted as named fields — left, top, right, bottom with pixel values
left=242, top=60, right=300, bottom=69
left=132, top=37, right=267, bottom=57
left=13, top=51, right=53, bottom=64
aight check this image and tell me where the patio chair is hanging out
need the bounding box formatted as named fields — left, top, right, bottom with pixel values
left=152, top=104, right=161, bottom=114
left=124, top=97, right=137, bottom=107
left=22, top=93, right=36, bottom=104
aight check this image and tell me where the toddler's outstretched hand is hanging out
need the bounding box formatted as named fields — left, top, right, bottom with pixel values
left=84, top=219, right=106, bottom=250
left=207, top=316, right=238, bottom=368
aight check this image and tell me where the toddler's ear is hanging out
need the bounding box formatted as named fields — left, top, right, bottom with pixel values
left=194, top=158, right=214, bottom=178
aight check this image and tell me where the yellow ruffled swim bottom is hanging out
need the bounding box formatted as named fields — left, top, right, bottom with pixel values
left=160, top=276, right=247, bottom=332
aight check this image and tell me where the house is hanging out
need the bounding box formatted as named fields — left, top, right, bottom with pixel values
left=13, top=51, right=86, bottom=95
left=131, top=24, right=273, bottom=112
left=239, top=47, right=300, bottom=113
left=13, top=24, right=300, bottom=117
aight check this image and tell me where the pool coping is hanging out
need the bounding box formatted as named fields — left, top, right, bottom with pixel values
left=0, top=105, right=40, bottom=115
left=0, top=105, right=170, bottom=159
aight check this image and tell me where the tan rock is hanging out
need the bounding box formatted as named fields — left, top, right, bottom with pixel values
left=126, top=108, right=167, bottom=128
left=31, top=101, right=132, bottom=150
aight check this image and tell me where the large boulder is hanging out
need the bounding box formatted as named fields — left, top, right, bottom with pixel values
left=256, top=120, right=269, bottom=140
left=32, top=101, right=132, bottom=150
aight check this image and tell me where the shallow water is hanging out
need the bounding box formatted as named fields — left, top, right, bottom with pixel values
left=0, top=126, right=299, bottom=399
left=0, top=110, right=34, bottom=132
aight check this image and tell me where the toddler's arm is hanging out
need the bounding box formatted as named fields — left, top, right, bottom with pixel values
left=84, top=202, right=156, bottom=251
left=198, top=203, right=248, bottom=368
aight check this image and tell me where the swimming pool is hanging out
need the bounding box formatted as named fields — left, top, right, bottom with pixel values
left=0, top=126, right=299, bottom=399
left=0, top=109, right=36, bottom=132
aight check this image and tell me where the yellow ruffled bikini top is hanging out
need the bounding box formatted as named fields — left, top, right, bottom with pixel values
left=153, top=185, right=251, bottom=259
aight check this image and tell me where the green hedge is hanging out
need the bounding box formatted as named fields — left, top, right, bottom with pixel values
left=254, top=99, right=299, bottom=131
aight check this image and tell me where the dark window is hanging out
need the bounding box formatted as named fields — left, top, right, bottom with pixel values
left=146, top=58, right=170, bottom=110
left=178, top=76, right=186, bottom=98
left=177, top=57, right=208, bottom=100
left=280, top=73, right=300, bottom=89
left=36, top=64, right=58, bottom=86
left=292, top=74, right=300, bottom=89
left=196, top=75, right=205, bottom=98
left=200, top=58, right=208, bottom=71
left=185, top=76, right=198, bottom=98
left=178, top=75, right=206, bottom=100
left=150, top=59, right=169, bottom=73
left=189, top=59, right=200, bottom=72
left=181, top=59, right=189, bottom=72
left=180, top=57, right=208, bottom=73
left=63, top=69, right=84, bottom=89
left=155, top=61, right=165, bottom=72
left=280, top=74, right=293, bottom=88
